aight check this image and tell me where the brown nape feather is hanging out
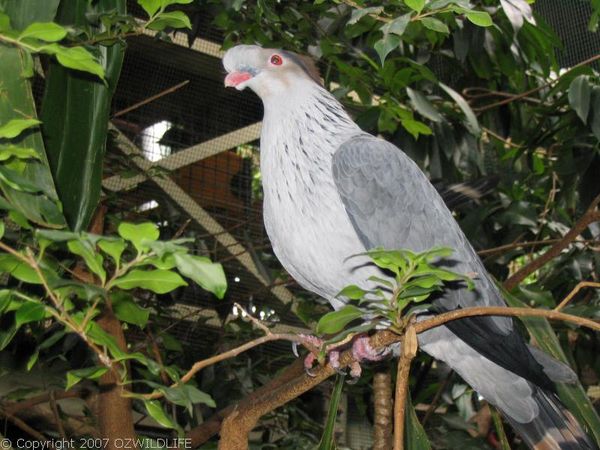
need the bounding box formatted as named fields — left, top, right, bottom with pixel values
left=283, top=51, right=323, bottom=86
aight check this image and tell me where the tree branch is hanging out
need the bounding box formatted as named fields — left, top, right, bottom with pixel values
left=201, top=301, right=600, bottom=447
left=504, top=193, right=600, bottom=290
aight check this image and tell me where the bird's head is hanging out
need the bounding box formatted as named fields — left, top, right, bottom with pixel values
left=223, top=44, right=322, bottom=99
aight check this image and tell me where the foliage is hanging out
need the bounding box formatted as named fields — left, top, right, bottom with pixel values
left=316, top=247, right=473, bottom=337
left=0, top=219, right=226, bottom=425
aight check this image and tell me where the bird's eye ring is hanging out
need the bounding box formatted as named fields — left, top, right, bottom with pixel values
left=270, top=54, right=283, bottom=66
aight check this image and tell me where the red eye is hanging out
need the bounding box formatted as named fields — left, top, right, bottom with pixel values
left=270, top=54, right=283, bottom=65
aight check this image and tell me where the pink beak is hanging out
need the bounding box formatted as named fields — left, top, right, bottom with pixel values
left=224, top=71, right=253, bottom=88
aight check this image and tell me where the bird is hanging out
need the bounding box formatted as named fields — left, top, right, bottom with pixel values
left=223, top=44, right=596, bottom=450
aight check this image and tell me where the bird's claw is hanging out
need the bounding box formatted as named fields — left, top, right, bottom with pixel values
left=291, top=341, right=300, bottom=358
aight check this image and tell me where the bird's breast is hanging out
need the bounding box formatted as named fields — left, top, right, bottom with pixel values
left=260, top=124, right=379, bottom=304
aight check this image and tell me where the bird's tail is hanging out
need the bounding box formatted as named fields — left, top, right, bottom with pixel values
left=503, top=389, right=598, bottom=450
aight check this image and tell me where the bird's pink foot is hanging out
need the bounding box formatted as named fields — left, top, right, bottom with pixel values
left=297, top=333, right=389, bottom=379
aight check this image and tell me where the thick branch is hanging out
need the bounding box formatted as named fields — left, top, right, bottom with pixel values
left=373, top=369, right=393, bottom=450
left=504, top=194, right=600, bottom=290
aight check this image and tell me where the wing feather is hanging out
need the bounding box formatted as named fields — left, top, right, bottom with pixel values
left=332, top=134, right=552, bottom=389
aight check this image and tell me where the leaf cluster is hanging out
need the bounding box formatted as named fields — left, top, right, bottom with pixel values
left=316, top=247, right=473, bottom=337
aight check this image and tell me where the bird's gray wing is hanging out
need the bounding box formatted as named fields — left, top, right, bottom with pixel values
left=332, top=134, right=552, bottom=389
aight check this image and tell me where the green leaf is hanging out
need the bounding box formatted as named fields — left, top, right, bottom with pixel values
left=113, top=269, right=187, bottom=294
left=0, top=253, right=41, bottom=284
left=67, top=239, right=106, bottom=284
left=336, top=285, right=367, bottom=300
left=439, top=82, right=480, bottom=135
left=405, top=393, right=431, bottom=449
left=15, top=301, right=47, bottom=326
left=404, top=0, right=425, bottom=14
left=19, top=22, right=67, bottom=42
left=0, top=119, right=41, bottom=139
left=568, top=76, right=591, bottom=123
left=173, top=253, right=227, bottom=299
left=589, top=87, right=600, bottom=141
left=66, top=366, right=108, bottom=390
left=348, top=7, right=383, bottom=25
left=374, top=33, right=401, bottom=65
left=317, top=374, right=345, bottom=449
left=0, top=12, right=11, bottom=31
left=401, top=118, right=432, bottom=139
left=160, top=384, right=216, bottom=413
left=54, top=46, right=105, bottom=80
left=1, top=0, right=60, bottom=29
left=465, top=11, right=493, bottom=27
left=147, top=11, right=191, bottom=31
left=112, top=292, right=150, bottom=328
left=118, top=222, right=160, bottom=253
left=381, top=13, right=412, bottom=36
left=0, top=323, right=18, bottom=351
left=0, top=146, right=41, bottom=161
left=406, top=88, right=443, bottom=122
left=0, top=220, right=4, bottom=240
left=98, top=238, right=126, bottom=267
left=420, top=17, right=449, bottom=34
left=26, top=350, right=39, bottom=371
left=144, top=400, right=181, bottom=431
left=316, top=305, right=364, bottom=334
left=138, top=0, right=162, bottom=16
left=40, top=0, right=125, bottom=231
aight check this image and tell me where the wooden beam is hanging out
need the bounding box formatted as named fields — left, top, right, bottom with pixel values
left=105, top=124, right=297, bottom=308
left=103, top=122, right=261, bottom=192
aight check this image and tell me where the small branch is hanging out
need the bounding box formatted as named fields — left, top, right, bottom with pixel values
left=0, top=409, right=54, bottom=448
left=112, top=80, right=190, bottom=118
left=142, top=305, right=316, bottom=400
left=474, top=53, right=600, bottom=113
left=3, top=390, right=82, bottom=414
left=554, top=281, right=600, bottom=311
left=478, top=238, right=598, bottom=256
left=393, top=326, right=418, bottom=450
left=504, top=193, right=600, bottom=290
left=421, top=371, right=453, bottom=426
left=415, top=306, right=600, bottom=334
left=49, top=391, right=67, bottom=439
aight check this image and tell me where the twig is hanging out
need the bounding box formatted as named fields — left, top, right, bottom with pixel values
left=415, top=306, right=600, bottom=334
left=504, top=193, right=600, bottom=290
left=373, top=369, right=393, bottom=450
left=49, top=391, right=67, bottom=439
left=478, top=238, right=598, bottom=256
left=554, top=281, right=600, bottom=311
left=0, top=409, right=54, bottom=448
left=421, top=371, right=453, bottom=426
left=475, top=54, right=600, bottom=113
left=393, top=325, right=418, bottom=450
left=481, top=127, right=524, bottom=149
left=112, top=80, right=190, bottom=118
left=3, top=390, right=82, bottom=414
left=141, top=305, right=317, bottom=400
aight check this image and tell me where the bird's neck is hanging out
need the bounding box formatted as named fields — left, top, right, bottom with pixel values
left=261, top=82, right=360, bottom=160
